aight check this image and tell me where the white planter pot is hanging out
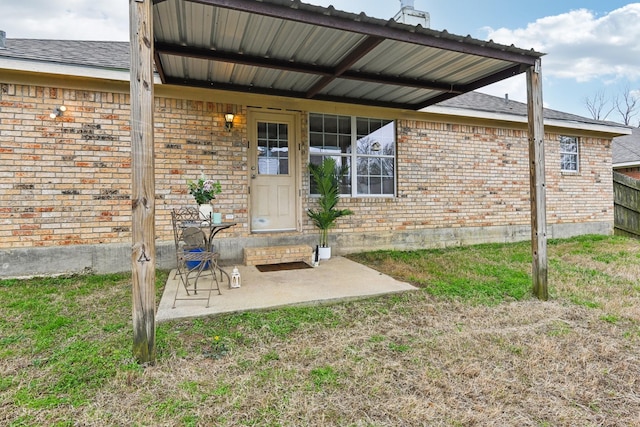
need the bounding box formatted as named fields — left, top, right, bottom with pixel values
left=198, top=204, right=213, bottom=220
left=318, top=246, right=331, bottom=260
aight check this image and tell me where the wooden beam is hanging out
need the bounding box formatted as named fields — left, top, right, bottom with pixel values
left=527, top=59, right=548, bottom=300
left=130, top=0, right=157, bottom=364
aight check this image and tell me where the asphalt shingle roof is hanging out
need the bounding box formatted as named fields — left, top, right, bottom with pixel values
left=437, top=91, right=622, bottom=128
left=613, top=127, right=640, bottom=166
left=0, top=38, right=129, bottom=70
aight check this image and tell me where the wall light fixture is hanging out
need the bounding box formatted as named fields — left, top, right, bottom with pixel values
left=49, top=105, right=67, bottom=119
left=224, top=113, right=235, bottom=131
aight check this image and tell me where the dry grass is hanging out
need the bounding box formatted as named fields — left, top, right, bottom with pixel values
left=2, top=235, right=640, bottom=426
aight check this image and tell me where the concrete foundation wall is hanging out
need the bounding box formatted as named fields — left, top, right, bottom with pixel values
left=0, top=221, right=612, bottom=278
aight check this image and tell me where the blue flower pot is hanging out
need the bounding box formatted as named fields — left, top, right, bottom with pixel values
left=185, top=248, right=210, bottom=270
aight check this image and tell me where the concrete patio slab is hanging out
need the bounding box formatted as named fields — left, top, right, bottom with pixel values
left=156, top=256, right=417, bottom=322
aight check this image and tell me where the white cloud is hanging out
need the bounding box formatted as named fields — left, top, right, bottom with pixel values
left=478, top=75, right=526, bottom=102
left=0, top=0, right=129, bottom=41
left=484, top=4, right=640, bottom=83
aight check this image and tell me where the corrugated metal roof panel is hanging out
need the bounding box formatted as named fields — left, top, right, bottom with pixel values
left=153, top=0, right=544, bottom=110
left=322, top=79, right=435, bottom=104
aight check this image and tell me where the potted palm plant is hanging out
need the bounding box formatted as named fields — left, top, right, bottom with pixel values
left=307, top=157, right=353, bottom=260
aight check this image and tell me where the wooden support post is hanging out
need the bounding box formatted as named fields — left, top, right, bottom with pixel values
left=129, top=0, right=156, bottom=364
left=527, top=59, right=548, bottom=300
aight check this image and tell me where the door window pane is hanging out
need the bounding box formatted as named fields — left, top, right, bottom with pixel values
left=258, top=121, right=289, bottom=175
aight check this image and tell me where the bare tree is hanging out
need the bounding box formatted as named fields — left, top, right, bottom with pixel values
left=613, top=84, right=640, bottom=126
left=584, top=89, right=613, bottom=121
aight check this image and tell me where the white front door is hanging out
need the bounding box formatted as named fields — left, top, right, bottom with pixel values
left=249, top=111, right=299, bottom=232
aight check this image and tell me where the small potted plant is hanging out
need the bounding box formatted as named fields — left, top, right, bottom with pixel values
left=187, top=173, right=221, bottom=220
left=307, top=157, right=353, bottom=260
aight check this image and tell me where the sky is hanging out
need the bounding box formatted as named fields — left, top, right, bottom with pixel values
left=1, top=0, right=639, bottom=123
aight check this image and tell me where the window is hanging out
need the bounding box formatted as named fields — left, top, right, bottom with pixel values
left=560, top=136, right=579, bottom=172
left=309, top=113, right=395, bottom=196
left=257, top=122, right=289, bottom=175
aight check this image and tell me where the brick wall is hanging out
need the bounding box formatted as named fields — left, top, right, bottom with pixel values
left=313, top=120, right=613, bottom=240
left=0, top=83, right=255, bottom=249
left=547, top=135, right=613, bottom=224
left=1, top=81, right=613, bottom=256
left=153, top=98, right=248, bottom=239
left=616, top=167, right=640, bottom=180
left=1, top=84, right=133, bottom=248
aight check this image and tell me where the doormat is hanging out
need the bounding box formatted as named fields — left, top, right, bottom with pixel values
left=255, top=261, right=312, bottom=272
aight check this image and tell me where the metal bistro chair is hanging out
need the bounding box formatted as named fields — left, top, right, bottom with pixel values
left=171, top=208, right=221, bottom=308
left=171, top=206, right=201, bottom=279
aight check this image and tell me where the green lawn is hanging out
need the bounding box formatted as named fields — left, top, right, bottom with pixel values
left=1, top=235, right=639, bottom=426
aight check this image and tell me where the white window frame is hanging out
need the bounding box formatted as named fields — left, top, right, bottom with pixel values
left=560, top=135, right=579, bottom=173
left=308, top=113, right=396, bottom=197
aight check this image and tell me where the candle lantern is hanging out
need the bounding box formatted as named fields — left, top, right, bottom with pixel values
left=231, top=266, right=241, bottom=288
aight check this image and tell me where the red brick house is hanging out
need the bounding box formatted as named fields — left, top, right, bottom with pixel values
left=0, top=1, right=629, bottom=278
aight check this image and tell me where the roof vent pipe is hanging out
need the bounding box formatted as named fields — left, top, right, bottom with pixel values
left=0, top=31, right=6, bottom=50
left=394, top=1, right=429, bottom=28
left=400, top=0, right=415, bottom=10
left=505, top=93, right=509, bottom=104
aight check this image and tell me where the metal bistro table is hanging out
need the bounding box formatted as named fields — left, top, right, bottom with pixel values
left=181, top=220, right=236, bottom=287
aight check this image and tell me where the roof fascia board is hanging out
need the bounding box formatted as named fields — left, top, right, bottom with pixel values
left=183, top=0, right=541, bottom=65
left=0, top=58, right=134, bottom=82
left=0, top=58, right=163, bottom=84
left=613, top=162, right=640, bottom=168
left=425, top=105, right=631, bottom=136
left=0, top=68, right=131, bottom=94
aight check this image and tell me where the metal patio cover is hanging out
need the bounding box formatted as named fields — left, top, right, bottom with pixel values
left=152, top=0, right=544, bottom=110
